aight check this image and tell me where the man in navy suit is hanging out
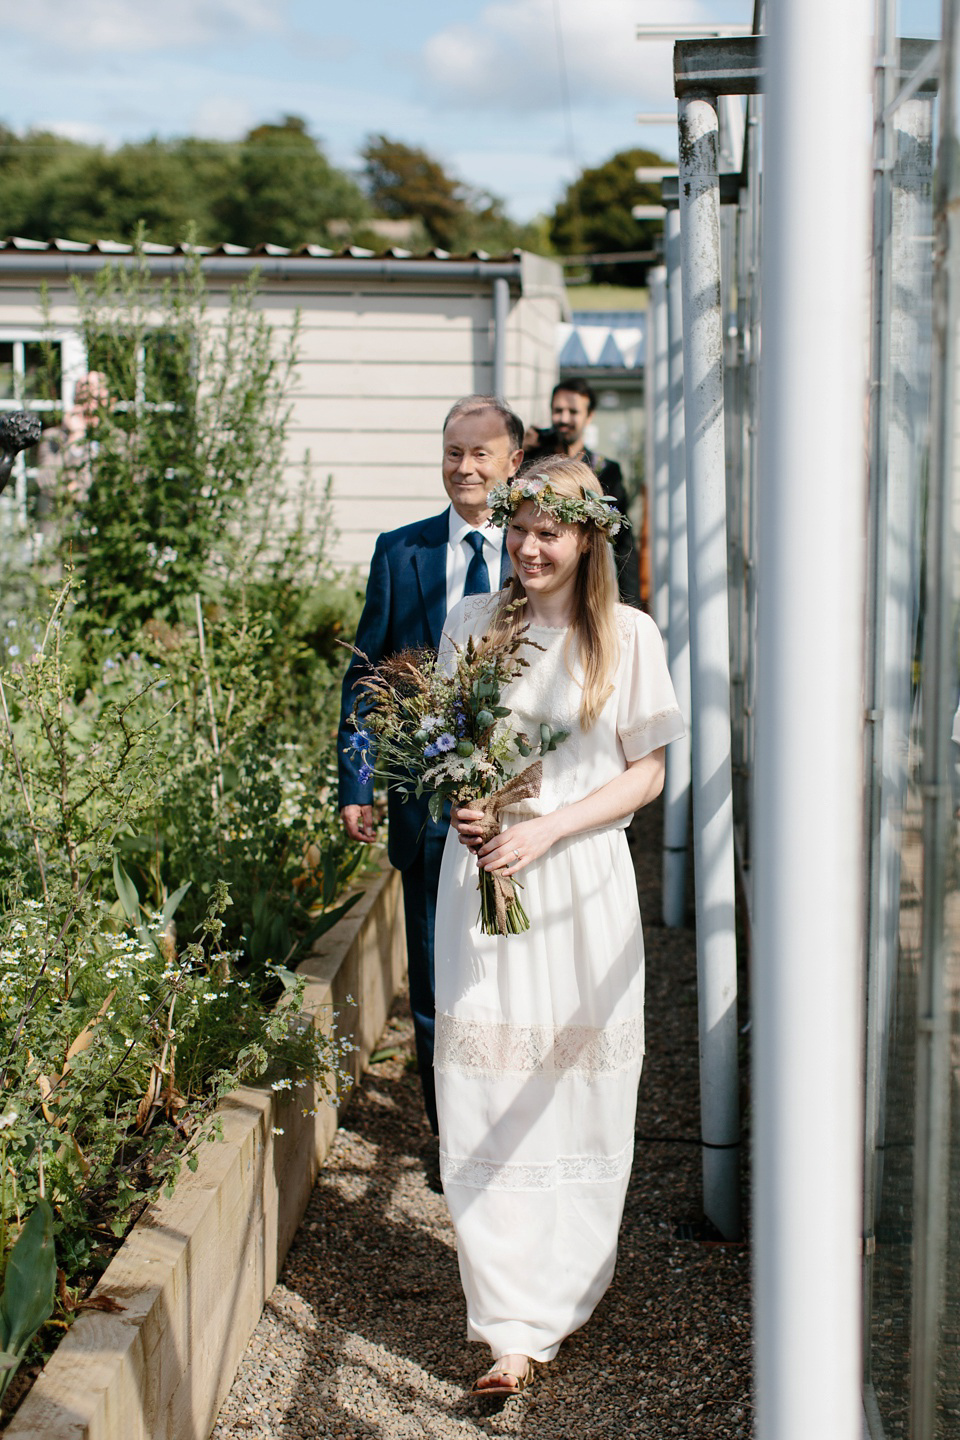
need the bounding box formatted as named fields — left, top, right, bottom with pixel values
left=338, top=395, right=525, bottom=1159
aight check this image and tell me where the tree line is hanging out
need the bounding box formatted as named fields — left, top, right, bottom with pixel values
left=0, top=115, right=666, bottom=283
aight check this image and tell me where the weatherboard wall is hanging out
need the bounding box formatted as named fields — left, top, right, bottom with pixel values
left=0, top=253, right=566, bottom=571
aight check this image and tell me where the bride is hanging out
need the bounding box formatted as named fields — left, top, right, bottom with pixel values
left=433, top=455, right=685, bottom=1396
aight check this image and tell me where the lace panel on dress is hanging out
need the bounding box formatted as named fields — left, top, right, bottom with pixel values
left=618, top=705, right=684, bottom=745
left=435, top=1013, right=644, bottom=1076
left=440, top=1139, right=635, bottom=1191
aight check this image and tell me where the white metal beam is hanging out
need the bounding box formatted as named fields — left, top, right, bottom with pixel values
left=754, top=0, right=871, bottom=1434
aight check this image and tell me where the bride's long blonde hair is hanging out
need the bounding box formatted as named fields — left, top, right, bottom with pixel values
left=485, top=456, right=620, bottom=730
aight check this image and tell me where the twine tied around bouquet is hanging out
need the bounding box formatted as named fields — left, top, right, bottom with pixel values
left=468, top=761, right=543, bottom=933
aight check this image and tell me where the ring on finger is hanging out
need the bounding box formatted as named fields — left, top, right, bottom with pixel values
left=512, top=848, right=521, bottom=862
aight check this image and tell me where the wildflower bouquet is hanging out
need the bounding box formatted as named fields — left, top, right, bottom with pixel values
left=346, top=605, right=569, bottom=934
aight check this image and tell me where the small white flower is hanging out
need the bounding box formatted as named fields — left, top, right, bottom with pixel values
left=271, top=1127, right=285, bottom=1136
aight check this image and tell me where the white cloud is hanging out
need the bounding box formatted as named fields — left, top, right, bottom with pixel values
left=2, top=0, right=284, bottom=54
left=190, top=96, right=257, bottom=141
left=421, top=0, right=740, bottom=112
left=40, top=119, right=115, bottom=147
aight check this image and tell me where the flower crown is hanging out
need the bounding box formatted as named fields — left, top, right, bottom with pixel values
left=487, top=474, right=627, bottom=538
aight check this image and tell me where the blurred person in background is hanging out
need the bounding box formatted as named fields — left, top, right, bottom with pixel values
left=524, top=376, right=644, bottom=609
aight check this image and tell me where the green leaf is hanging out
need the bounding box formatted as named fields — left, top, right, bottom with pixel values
left=0, top=1201, right=56, bottom=1361
left=369, top=1046, right=402, bottom=1063
left=428, top=790, right=444, bottom=823
left=321, top=864, right=339, bottom=910
left=137, top=922, right=164, bottom=963
left=113, top=854, right=141, bottom=924
left=160, top=880, right=192, bottom=927
left=274, top=966, right=299, bottom=991
left=186, top=1153, right=199, bottom=1173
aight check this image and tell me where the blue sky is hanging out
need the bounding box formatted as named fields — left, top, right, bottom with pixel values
left=0, top=0, right=944, bottom=224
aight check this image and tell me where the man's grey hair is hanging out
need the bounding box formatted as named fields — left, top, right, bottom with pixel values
left=442, top=395, right=525, bottom=452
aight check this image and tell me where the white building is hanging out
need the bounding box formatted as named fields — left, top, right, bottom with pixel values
left=0, top=239, right=567, bottom=569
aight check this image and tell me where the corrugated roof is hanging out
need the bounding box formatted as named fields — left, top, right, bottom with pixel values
left=0, top=236, right=515, bottom=263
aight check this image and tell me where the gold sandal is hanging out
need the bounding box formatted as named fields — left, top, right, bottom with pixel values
left=472, top=1357, right=535, bottom=1397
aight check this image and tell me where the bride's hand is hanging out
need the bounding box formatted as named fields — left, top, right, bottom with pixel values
left=451, top=803, right=485, bottom=854
left=478, top=815, right=562, bottom=876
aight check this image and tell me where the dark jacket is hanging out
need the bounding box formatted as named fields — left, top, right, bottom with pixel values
left=337, top=508, right=511, bottom=870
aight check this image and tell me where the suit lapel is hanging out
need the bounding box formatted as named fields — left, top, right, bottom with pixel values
left=412, top=510, right=450, bottom=648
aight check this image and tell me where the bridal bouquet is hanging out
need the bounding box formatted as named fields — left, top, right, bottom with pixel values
left=345, top=604, right=569, bottom=935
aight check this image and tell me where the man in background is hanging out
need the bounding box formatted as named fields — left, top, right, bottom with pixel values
left=337, top=395, right=524, bottom=1187
left=524, top=376, right=644, bottom=608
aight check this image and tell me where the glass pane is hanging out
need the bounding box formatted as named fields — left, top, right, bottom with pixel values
left=863, top=71, right=937, bottom=1439
left=0, top=343, right=14, bottom=401
left=22, top=341, right=61, bottom=403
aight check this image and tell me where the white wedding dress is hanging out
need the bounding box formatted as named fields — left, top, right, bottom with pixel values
left=434, top=595, right=684, bottom=1363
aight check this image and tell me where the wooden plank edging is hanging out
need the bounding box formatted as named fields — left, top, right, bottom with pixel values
left=5, top=863, right=404, bottom=1440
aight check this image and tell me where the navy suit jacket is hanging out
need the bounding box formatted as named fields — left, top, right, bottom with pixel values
left=337, top=508, right=511, bottom=872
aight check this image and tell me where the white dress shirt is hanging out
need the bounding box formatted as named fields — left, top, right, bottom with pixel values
left=446, top=510, right=505, bottom=616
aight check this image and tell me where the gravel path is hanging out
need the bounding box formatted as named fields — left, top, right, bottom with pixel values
left=211, top=799, right=753, bottom=1438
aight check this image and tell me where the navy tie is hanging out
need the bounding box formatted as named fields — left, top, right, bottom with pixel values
left=463, top=530, right=490, bottom=595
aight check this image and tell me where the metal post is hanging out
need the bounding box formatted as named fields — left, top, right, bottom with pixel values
left=677, top=93, right=741, bottom=1241
left=754, top=0, right=871, bottom=1434
left=910, top=11, right=959, bottom=1432
left=647, top=265, right=671, bottom=641
left=663, top=208, right=692, bottom=931
left=492, top=276, right=509, bottom=399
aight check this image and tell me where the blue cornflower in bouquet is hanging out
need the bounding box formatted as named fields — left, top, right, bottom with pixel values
left=342, top=601, right=570, bottom=935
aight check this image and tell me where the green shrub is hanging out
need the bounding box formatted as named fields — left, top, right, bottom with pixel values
left=0, top=586, right=363, bottom=1299
left=0, top=246, right=375, bottom=1384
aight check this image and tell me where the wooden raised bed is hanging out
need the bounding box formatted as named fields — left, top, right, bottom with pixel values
left=6, top=863, right=404, bottom=1440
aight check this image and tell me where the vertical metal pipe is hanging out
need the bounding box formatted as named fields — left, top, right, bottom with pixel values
left=677, top=93, right=741, bottom=1242
left=648, top=265, right=671, bottom=641
left=861, top=9, right=898, bottom=1375
left=492, top=276, right=509, bottom=399
left=909, top=12, right=958, bottom=1433
left=663, top=208, right=692, bottom=930
left=755, top=0, right=871, bottom=1433
left=744, top=98, right=763, bottom=876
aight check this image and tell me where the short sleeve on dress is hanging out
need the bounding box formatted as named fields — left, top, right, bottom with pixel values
left=616, top=608, right=685, bottom=762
